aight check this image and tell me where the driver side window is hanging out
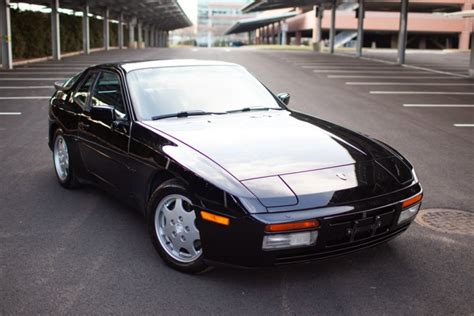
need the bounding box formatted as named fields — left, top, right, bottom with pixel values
left=91, top=72, right=127, bottom=120
left=73, top=72, right=97, bottom=108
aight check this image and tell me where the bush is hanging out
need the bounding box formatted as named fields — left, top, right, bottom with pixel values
left=11, top=9, right=117, bottom=60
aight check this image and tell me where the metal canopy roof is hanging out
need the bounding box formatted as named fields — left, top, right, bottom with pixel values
left=242, top=0, right=327, bottom=13
left=242, top=0, right=465, bottom=13
left=26, top=0, right=192, bottom=30
left=225, top=12, right=298, bottom=34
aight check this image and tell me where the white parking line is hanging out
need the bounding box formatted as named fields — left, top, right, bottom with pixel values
left=453, top=124, right=474, bottom=127
left=370, top=91, right=474, bottom=95
left=329, top=75, right=463, bottom=79
left=0, top=72, right=74, bottom=75
left=403, top=104, right=474, bottom=107
left=0, top=112, right=21, bottom=115
left=0, top=96, right=51, bottom=100
left=0, top=78, right=64, bottom=81
left=346, top=82, right=474, bottom=86
left=314, top=70, right=424, bottom=73
left=303, top=66, right=400, bottom=69
left=16, top=67, right=85, bottom=70
left=0, top=86, right=52, bottom=89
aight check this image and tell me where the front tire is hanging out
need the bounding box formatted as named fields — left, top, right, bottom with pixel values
left=52, top=129, right=79, bottom=189
left=147, top=180, right=209, bottom=274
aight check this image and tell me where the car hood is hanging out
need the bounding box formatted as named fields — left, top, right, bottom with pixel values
left=143, top=110, right=395, bottom=180
left=143, top=110, right=414, bottom=210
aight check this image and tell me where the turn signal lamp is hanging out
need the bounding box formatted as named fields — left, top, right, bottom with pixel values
left=265, top=220, right=320, bottom=233
left=402, top=194, right=423, bottom=208
left=201, top=211, right=230, bottom=226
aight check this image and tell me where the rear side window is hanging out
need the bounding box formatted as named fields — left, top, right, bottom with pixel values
left=73, top=73, right=97, bottom=108
left=91, top=72, right=127, bottom=119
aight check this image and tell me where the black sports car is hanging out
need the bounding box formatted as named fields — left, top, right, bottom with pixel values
left=48, top=60, right=423, bottom=273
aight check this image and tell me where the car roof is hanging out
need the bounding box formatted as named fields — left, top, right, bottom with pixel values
left=109, top=59, right=241, bottom=73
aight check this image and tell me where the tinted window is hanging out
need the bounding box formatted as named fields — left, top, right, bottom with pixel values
left=92, top=72, right=127, bottom=119
left=127, top=65, right=281, bottom=120
left=73, top=73, right=96, bottom=107
left=63, top=71, right=83, bottom=89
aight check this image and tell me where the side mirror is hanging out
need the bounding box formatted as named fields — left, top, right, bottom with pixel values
left=54, top=80, right=66, bottom=91
left=277, top=93, right=290, bottom=106
left=90, top=105, right=115, bottom=125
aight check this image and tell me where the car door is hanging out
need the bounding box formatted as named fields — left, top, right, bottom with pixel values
left=78, top=70, right=132, bottom=193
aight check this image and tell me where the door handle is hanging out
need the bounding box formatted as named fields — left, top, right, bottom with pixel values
left=79, top=122, right=90, bottom=129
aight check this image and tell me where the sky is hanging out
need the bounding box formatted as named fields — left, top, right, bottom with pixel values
left=178, top=0, right=198, bottom=24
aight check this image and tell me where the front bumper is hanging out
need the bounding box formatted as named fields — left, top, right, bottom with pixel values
left=196, top=184, right=421, bottom=268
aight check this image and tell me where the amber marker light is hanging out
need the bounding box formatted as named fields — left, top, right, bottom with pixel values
left=201, top=211, right=230, bottom=226
left=402, top=194, right=423, bottom=208
left=265, top=220, right=320, bottom=233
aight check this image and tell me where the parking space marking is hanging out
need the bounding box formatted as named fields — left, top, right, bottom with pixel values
left=314, top=70, right=424, bottom=73
left=0, top=96, right=51, bottom=100
left=0, top=78, right=65, bottom=81
left=453, top=124, right=474, bottom=127
left=0, top=72, right=74, bottom=75
left=0, top=86, right=53, bottom=89
left=346, top=82, right=474, bottom=86
left=329, top=75, right=463, bottom=79
left=370, top=91, right=474, bottom=95
left=0, top=112, right=21, bottom=115
left=403, top=104, right=474, bottom=107
left=303, top=66, right=402, bottom=69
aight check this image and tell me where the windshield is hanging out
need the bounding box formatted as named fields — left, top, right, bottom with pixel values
left=127, top=65, right=282, bottom=120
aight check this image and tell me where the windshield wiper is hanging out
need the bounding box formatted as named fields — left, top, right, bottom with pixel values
left=226, top=107, right=282, bottom=114
left=151, top=110, right=224, bottom=121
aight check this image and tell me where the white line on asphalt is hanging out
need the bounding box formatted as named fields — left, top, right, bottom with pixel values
left=329, top=75, right=463, bottom=79
left=0, top=86, right=53, bottom=89
left=0, top=96, right=51, bottom=100
left=0, top=112, right=21, bottom=115
left=403, top=104, right=474, bottom=107
left=346, top=82, right=474, bottom=86
left=0, top=72, right=74, bottom=75
left=13, top=66, right=84, bottom=70
left=370, top=91, right=474, bottom=95
left=303, top=66, right=400, bottom=69
left=453, top=124, right=474, bottom=127
left=314, top=70, right=425, bottom=73
left=0, top=78, right=64, bottom=81
left=402, top=64, right=469, bottom=78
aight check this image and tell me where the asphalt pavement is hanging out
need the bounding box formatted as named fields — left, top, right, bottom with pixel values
left=1, top=47, right=473, bottom=315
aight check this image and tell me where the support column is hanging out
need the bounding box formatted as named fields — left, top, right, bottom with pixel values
left=0, top=0, right=13, bottom=69
left=82, top=0, right=90, bottom=54
left=137, top=22, right=143, bottom=48
left=143, top=26, right=148, bottom=47
left=103, top=7, right=109, bottom=50
left=295, top=31, right=302, bottom=46
left=271, top=23, right=276, bottom=44
left=118, top=12, right=124, bottom=49
left=312, top=5, right=323, bottom=51
left=51, top=0, right=61, bottom=60
left=128, top=18, right=136, bottom=49
left=470, top=32, right=474, bottom=77
left=281, top=24, right=287, bottom=45
left=151, top=27, right=155, bottom=47
left=248, top=31, right=252, bottom=45
left=397, top=0, right=408, bottom=64
left=356, top=0, right=365, bottom=57
left=329, top=0, right=336, bottom=54
left=277, top=22, right=281, bottom=45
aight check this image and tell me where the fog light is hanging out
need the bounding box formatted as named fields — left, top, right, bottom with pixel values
left=398, top=203, right=421, bottom=224
left=262, top=231, right=318, bottom=250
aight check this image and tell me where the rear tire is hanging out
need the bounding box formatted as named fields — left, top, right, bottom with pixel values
left=147, top=179, right=209, bottom=274
left=52, top=129, right=79, bottom=189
